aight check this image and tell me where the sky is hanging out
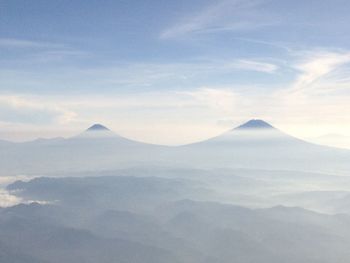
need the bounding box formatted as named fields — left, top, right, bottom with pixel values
left=1, top=0, right=350, bottom=146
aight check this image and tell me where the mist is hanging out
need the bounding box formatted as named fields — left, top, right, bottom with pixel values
left=2, top=1, right=350, bottom=261
left=0, top=120, right=350, bottom=262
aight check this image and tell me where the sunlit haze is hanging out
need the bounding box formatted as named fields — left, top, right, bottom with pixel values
left=2, top=2, right=350, bottom=263
left=1, top=0, right=350, bottom=147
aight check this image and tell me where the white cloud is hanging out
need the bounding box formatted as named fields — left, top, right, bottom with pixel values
left=0, top=189, right=22, bottom=207
left=160, top=0, right=270, bottom=39
left=181, top=87, right=238, bottom=114
left=261, top=50, right=350, bottom=141
left=1, top=48, right=350, bottom=145
left=0, top=88, right=246, bottom=144
left=292, top=51, right=350, bottom=92
left=0, top=58, right=278, bottom=101
left=0, top=38, right=65, bottom=49
left=0, top=176, right=32, bottom=208
left=1, top=75, right=350, bottom=146
left=0, top=95, right=77, bottom=125
left=228, top=59, right=279, bottom=73
left=308, top=133, right=350, bottom=149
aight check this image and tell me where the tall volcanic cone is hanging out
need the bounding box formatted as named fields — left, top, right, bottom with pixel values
left=235, top=119, right=275, bottom=130
left=86, top=124, right=111, bottom=132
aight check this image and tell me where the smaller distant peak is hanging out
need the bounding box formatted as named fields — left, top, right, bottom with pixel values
left=235, top=119, right=274, bottom=130
left=86, top=124, right=110, bottom=132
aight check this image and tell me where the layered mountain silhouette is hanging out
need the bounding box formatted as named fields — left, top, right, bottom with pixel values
left=0, top=120, right=349, bottom=176
left=7, top=175, right=350, bottom=263
left=2, top=121, right=350, bottom=263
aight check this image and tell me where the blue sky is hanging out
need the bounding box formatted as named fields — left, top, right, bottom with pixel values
left=1, top=0, right=350, bottom=145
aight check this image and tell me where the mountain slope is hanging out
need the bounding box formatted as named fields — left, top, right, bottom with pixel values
left=0, top=124, right=167, bottom=176
left=0, top=120, right=350, bottom=176
left=178, top=119, right=350, bottom=174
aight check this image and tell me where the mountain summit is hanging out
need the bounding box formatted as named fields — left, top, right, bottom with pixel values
left=78, top=124, right=115, bottom=138
left=235, top=119, right=274, bottom=130
left=86, top=124, right=110, bottom=132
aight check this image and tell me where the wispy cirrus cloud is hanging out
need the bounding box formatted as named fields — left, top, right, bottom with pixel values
left=292, top=51, right=350, bottom=92
left=265, top=50, right=350, bottom=140
left=160, top=0, right=271, bottom=39
left=180, top=87, right=239, bottom=114
left=0, top=56, right=279, bottom=96
left=0, top=38, right=88, bottom=66
left=0, top=38, right=65, bottom=49
left=228, top=59, right=279, bottom=73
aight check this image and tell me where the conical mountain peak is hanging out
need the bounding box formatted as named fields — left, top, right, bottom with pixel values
left=86, top=124, right=110, bottom=132
left=235, top=119, right=274, bottom=130
left=78, top=123, right=115, bottom=138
